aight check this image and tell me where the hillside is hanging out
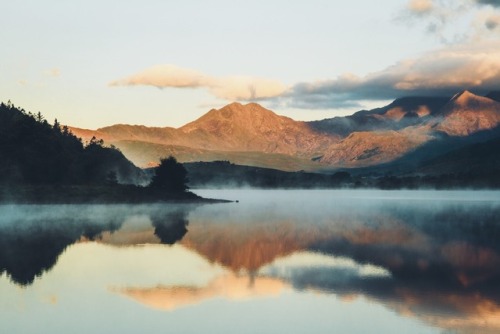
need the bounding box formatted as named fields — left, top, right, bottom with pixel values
left=70, top=102, right=338, bottom=169
left=0, top=102, right=213, bottom=203
left=69, top=91, right=500, bottom=172
left=184, top=161, right=352, bottom=188
left=309, top=96, right=450, bottom=136
left=178, top=102, right=337, bottom=155
left=435, top=91, right=500, bottom=136
left=418, top=136, right=500, bottom=177
left=0, top=102, right=146, bottom=186
left=319, top=126, right=432, bottom=166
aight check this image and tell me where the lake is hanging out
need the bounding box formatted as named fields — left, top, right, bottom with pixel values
left=1, top=189, right=499, bottom=334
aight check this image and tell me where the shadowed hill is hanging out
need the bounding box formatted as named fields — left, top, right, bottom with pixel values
left=308, top=96, right=450, bottom=136
left=418, top=136, right=500, bottom=178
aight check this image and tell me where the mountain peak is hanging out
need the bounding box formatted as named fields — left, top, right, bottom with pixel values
left=449, top=90, right=476, bottom=104
left=221, top=101, right=267, bottom=112
left=223, top=101, right=244, bottom=109
left=437, top=90, right=500, bottom=136
left=443, top=90, right=497, bottom=112
left=201, top=102, right=276, bottom=122
left=178, top=101, right=337, bottom=154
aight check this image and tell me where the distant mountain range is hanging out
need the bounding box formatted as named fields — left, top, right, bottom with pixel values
left=70, top=90, right=500, bottom=173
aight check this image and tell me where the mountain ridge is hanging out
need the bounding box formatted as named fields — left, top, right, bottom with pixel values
left=69, top=91, right=500, bottom=171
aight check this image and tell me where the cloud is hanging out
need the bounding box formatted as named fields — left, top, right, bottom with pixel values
left=110, top=65, right=287, bottom=101
left=400, top=0, right=500, bottom=43
left=111, top=40, right=500, bottom=111
left=475, top=0, right=500, bottom=7
left=280, top=41, right=500, bottom=109
left=408, top=0, right=434, bottom=14
left=485, top=14, right=500, bottom=29
left=399, top=0, right=473, bottom=43
left=110, top=65, right=206, bottom=88
left=44, top=68, right=60, bottom=78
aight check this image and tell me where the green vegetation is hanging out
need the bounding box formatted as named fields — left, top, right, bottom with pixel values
left=0, top=102, right=204, bottom=203
left=185, top=161, right=353, bottom=188
left=185, top=160, right=500, bottom=190
left=150, top=156, right=189, bottom=192
left=0, top=101, right=144, bottom=186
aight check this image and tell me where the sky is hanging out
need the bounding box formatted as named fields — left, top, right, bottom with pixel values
left=1, top=0, right=500, bottom=129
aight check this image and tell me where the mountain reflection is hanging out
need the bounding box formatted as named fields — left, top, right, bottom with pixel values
left=2, top=196, right=500, bottom=333
left=174, top=202, right=500, bottom=333
left=180, top=223, right=314, bottom=272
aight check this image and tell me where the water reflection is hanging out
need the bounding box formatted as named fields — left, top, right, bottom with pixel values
left=152, top=210, right=189, bottom=245
left=0, top=204, right=194, bottom=285
left=114, top=274, right=287, bottom=311
left=1, top=190, right=500, bottom=333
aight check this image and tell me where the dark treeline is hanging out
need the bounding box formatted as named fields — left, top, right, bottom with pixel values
left=0, top=101, right=144, bottom=186
left=185, top=161, right=352, bottom=188
left=0, top=102, right=204, bottom=203
left=185, top=161, right=500, bottom=189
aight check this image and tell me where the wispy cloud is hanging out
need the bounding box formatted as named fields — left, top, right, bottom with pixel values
left=400, top=0, right=500, bottom=42
left=407, top=0, right=434, bottom=14
left=399, top=0, right=471, bottom=43
left=277, top=41, right=500, bottom=109
left=485, top=13, right=500, bottom=29
left=43, top=68, right=61, bottom=78
left=110, top=65, right=287, bottom=101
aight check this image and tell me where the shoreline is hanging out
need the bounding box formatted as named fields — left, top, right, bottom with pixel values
left=0, top=185, right=232, bottom=205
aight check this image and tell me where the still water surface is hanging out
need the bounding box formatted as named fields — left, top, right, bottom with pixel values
left=1, top=190, right=499, bottom=334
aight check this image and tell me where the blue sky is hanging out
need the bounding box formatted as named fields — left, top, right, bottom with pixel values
left=1, top=0, right=499, bottom=128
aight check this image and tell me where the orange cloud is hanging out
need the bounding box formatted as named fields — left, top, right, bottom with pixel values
left=112, top=274, right=287, bottom=311
left=408, top=0, right=434, bottom=14
left=286, top=40, right=500, bottom=109
left=110, top=64, right=287, bottom=101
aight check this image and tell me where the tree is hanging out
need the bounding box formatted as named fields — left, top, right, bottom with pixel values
left=149, top=156, right=188, bottom=192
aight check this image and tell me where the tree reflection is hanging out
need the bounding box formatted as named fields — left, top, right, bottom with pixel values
left=0, top=218, right=122, bottom=286
left=0, top=204, right=195, bottom=286
left=151, top=210, right=189, bottom=245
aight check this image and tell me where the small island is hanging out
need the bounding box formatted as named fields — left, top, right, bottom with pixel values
left=0, top=102, right=222, bottom=204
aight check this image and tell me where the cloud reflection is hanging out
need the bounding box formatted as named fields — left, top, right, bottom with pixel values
left=113, top=274, right=287, bottom=311
left=2, top=193, right=500, bottom=334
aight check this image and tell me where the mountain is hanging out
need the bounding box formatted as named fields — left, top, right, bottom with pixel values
left=309, top=96, right=450, bottom=136
left=178, top=102, right=337, bottom=155
left=435, top=90, right=500, bottom=136
left=319, top=126, right=433, bottom=166
left=69, top=91, right=500, bottom=172
left=313, top=91, right=500, bottom=167
left=70, top=102, right=339, bottom=170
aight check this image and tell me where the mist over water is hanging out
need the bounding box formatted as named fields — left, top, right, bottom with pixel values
left=1, top=189, right=500, bottom=334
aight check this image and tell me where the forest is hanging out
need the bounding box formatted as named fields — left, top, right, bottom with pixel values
left=0, top=102, right=202, bottom=203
